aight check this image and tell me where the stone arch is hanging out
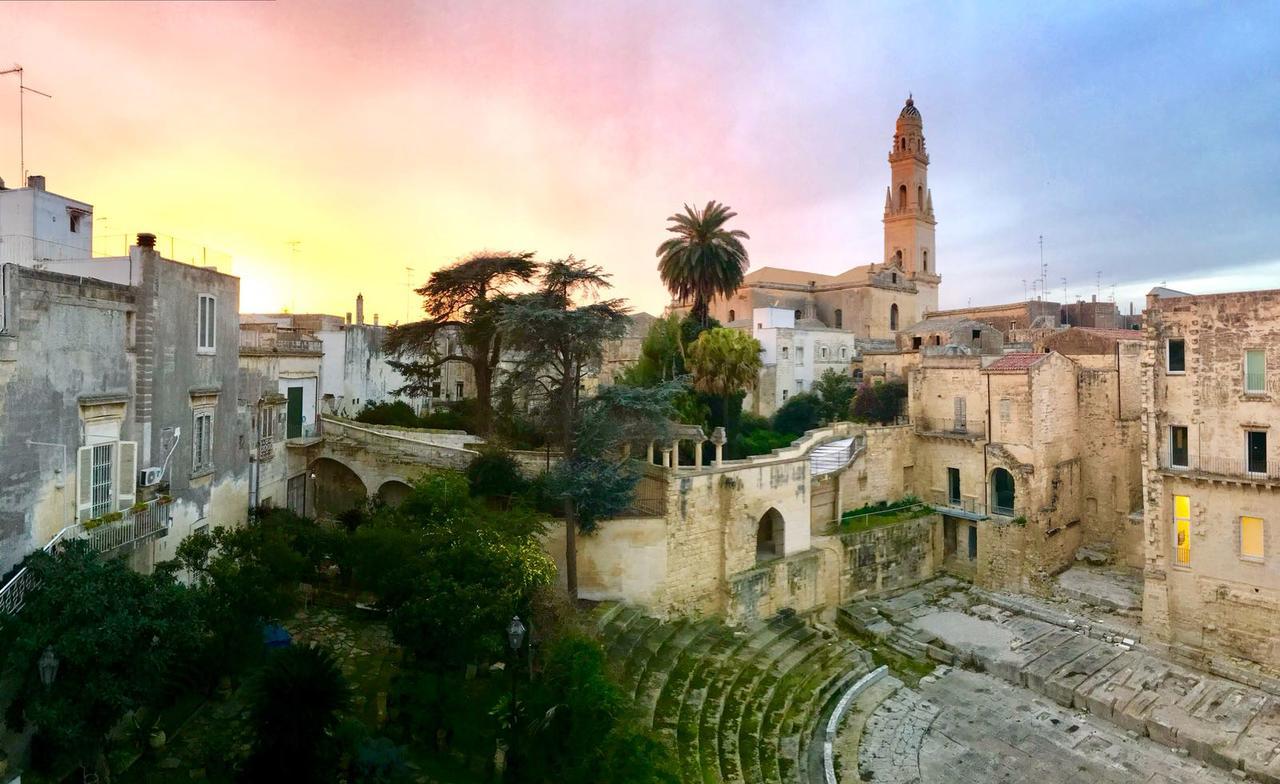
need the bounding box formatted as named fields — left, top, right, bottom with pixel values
left=728, top=308, right=736, bottom=322
left=311, top=457, right=367, bottom=517
left=922, top=249, right=929, bottom=272
left=898, top=184, right=907, bottom=211
left=377, top=479, right=413, bottom=507
left=917, top=184, right=923, bottom=208
left=756, top=507, right=785, bottom=562
left=890, top=303, right=899, bottom=331
left=990, top=467, right=1016, bottom=516
left=834, top=308, right=843, bottom=328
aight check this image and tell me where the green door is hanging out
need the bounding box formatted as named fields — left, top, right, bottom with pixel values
left=287, top=387, right=304, bottom=439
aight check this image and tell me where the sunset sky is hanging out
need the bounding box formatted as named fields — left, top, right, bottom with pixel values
left=1, top=2, right=1277, bottom=320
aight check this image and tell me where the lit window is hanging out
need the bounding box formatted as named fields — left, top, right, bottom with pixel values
left=1241, top=516, right=1264, bottom=560
left=1245, top=350, right=1265, bottom=393
left=1173, top=494, right=1191, bottom=566
left=193, top=410, right=214, bottom=472
left=1167, top=338, right=1185, bottom=373
left=198, top=294, right=217, bottom=352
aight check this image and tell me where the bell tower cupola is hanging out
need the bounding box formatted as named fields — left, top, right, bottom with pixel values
left=883, top=95, right=938, bottom=284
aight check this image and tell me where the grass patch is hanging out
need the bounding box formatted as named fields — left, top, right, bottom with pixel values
left=839, top=495, right=931, bottom=534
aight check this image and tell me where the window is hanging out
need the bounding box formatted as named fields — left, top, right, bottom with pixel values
left=90, top=444, right=114, bottom=519
left=923, top=249, right=929, bottom=272
left=821, top=346, right=828, bottom=359
left=1247, top=430, right=1268, bottom=475
left=1173, top=494, right=1191, bottom=566
left=782, top=389, right=789, bottom=401
left=1241, top=516, right=1264, bottom=560
left=971, top=329, right=981, bottom=341
left=198, top=294, right=217, bottom=352
left=834, top=309, right=843, bottom=328
left=455, top=380, right=464, bottom=399
left=728, top=309, right=735, bottom=322
left=917, top=185, right=923, bottom=208
left=999, top=398, right=1011, bottom=422
left=898, top=185, right=907, bottom=210
left=259, top=404, right=275, bottom=440
left=69, top=212, right=82, bottom=233
left=953, top=396, right=967, bottom=431
left=796, top=346, right=804, bottom=365
left=1169, top=425, right=1189, bottom=468
left=991, top=468, right=1015, bottom=516
left=781, top=346, right=789, bottom=360
left=1167, top=338, right=1185, bottom=373
left=794, top=309, right=802, bottom=321
left=840, top=346, right=847, bottom=360
left=430, top=381, right=441, bottom=398
left=1245, top=349, right=1266, bottom=393
left=891, top=272, right=898, bottom=284
left=890, top=304, right=899, bottom=331
left=912, top=336, right=922, bottom=349
left=193, top=410, right=214, bottom=473
left=947, top=467, right=961, bottom=505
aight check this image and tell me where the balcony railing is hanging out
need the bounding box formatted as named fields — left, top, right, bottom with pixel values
left=239, top=330, right=322, bottom=354
left=85, top=499, right=172, bottom=554
left=257, top=437, right=275, bottom=461
left=915, top=417, right=985, bottom=439
left=1159, top=454, right=1280, bottom=481
left=928, top=490, right=987, bottom=518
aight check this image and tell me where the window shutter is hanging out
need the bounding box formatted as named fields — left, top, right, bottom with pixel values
left=76, top=445, right=94, bottom=524
left=117, top=441, right=137, bottom=510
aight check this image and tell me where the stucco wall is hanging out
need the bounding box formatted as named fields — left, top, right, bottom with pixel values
left=543, top=516, right=668, bottom=606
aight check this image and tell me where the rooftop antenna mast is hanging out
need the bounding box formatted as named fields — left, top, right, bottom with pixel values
left=1038, top=234, right=1047, bottom=302
left=0, top=65, right=52, bottom=183
left=286, top=240, right=301, bottom=313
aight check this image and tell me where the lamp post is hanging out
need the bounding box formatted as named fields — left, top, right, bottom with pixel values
left=506, top=615, right=526, bottom=777
left=38, top=646, right=58, bottom=687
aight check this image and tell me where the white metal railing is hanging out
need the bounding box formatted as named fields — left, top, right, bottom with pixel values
left=0, top=500, right=172, bottom=615
left=257, top=437, right=275, bottom=461
left=928, top=490, right=988, bottom=518
left=85, top=499, right=171, bottom=554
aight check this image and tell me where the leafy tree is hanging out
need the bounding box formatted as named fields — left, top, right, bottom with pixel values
left=0, top=542, right=206, bottom=775
left=498, top=257, right=634, bottom=597
left=385, top=252, right=538, bottom=435
left=241, top=645, right=352, bottom=783
left=466, top=447, right=528, bottom=502
left=616, top=312, right=687, bottom=387
left=812, top=368, right=856, bottom=423
left=656, top=200, right=751, bottom=324
left=354, top=400, right=421, bottom=428
left=686, top=326, right=763, bottom=428
left=772, top=392, right=823, bottom=435
left=850, top=379, right=908, bottom=424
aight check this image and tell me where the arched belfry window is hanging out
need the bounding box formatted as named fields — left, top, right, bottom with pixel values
left=890, top=303, right=899, bottom=331
left=991, top=468, right=1016, bottom=516
left=834, top=308, right=843, bottom=329
left=898, top=185, right=907, bottom=211
left=917, top=185, right=923, bottom=208
left=922, top=249, right=929, bottom=272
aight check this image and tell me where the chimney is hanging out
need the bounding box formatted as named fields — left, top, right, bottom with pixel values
left=345, top=312, right=352, bottom=325
left=1091, top=294, right=1097, bottom=303
left=137, top=232, right=157, bottom=249
left=26, top=174, right=45, bottom=191
left=373, top=314, right=379, bottom=326
left=356, top=293, right=364, bottom=325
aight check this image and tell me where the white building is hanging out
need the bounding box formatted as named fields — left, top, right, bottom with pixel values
left=742, top=307, right=860, bottom=416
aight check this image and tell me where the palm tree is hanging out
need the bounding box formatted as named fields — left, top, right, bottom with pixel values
left=685, top=327, right=763, bottom=427
left=656, top=201, right=750, bottom=324
left=242, top=644, right=351, bottom=782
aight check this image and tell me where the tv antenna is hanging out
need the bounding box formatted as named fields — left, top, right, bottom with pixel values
left=286, top=240, right=301, bottom=313
left=0, top=65, right=52, bottom=183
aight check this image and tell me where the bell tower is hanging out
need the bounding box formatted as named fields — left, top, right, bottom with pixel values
left=883, top=95, right=939, bottom=312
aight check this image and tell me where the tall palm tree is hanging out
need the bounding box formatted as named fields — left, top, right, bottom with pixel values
left=686, top=327, right=763, bottom=427
left=656, top=201, right=750, bottom=324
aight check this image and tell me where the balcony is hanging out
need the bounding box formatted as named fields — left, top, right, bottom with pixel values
left=928, top=490, right=988, bottom=520
left=257, top=436, right=275, bottom=461
left=1159, top=454, right=1280, bottom=483
left=85, top=498, right=172, bottom=554
left=239, top=329, right=323, bottom=355
left=915, top=416, right=985, bottom=440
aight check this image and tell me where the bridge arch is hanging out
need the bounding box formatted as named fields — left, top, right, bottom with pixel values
left=377, top=479, right=413, bottom=507
left=311, top=457, right=368, bottom=517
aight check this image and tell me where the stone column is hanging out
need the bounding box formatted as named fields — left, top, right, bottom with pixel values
left=646, top=441, right=655, bottom=464
left=694, top=439, right=704, bottom=468
left=671, top=441, right=680, bottom=468
left=662, top=448, right=673, bottom=469
left=711, top=427, right=727, bottom=466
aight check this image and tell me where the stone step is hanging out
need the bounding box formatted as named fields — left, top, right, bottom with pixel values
left=765, top=641, right=852, bottom=783
left=597, top=605, right=643, bottom=651
left=633, top=618, right=716, bottom=708
left=618, top=617, right=687, bottom=698
left=790, top=644, right=871, bottom=781
left=757, top=642, right=838, bottom=784
left=675, top=623, right=768, bottom=783
left=737, top=629, right=829, bottom=784
left=609, top=616, right=662, bottom=682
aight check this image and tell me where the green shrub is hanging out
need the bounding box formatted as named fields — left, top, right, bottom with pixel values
left=466, top=448, right=527, bottom=500
left=355, top=401, right=420, bottom=428
left=850, top=380, right=907, bottom=424
left=772, top=392, right=823, bottom=435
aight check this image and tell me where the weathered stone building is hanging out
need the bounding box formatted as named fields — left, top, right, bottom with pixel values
left=1140, top=286, right=1280, bottom=669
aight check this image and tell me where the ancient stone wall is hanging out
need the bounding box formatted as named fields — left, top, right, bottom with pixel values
left=725, top=548, right=823, bottom=624
left=839, top=514, right=942, bottom=600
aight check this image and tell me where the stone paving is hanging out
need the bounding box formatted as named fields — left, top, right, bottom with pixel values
left=843, top=579, right=1280, bottom=782
left=856, top=668, right=1237, bottom=783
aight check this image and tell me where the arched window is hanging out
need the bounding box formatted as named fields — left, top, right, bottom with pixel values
left=894, top=250, right=903, bottom=267
left=898, top=185, right=907, bottom=211
left=840, top=346, right=848, bottom=360
left=728, top=309, right=735, bottom=322
left=890, top=303, right=899, bottom=331
left=922, top=249, right=929, bottom=272
left=821, top=346, right=828, bottom=359
left=757, top=508, right=785, bottom=561
left=991, top=468, right=1016, bottom=516
left=917, top=185, right=923, bottom=208
left=834, top=308, right=843, bottom=328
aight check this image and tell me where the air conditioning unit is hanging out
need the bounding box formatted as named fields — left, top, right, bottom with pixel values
left=139, top=467, right=164, bottom=487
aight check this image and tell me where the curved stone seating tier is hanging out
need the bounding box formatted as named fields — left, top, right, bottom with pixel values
left=595, top=605, right=872, bottom=783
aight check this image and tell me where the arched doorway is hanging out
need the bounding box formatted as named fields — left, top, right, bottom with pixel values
left=311, top=458, right=367, bottom=517
left=990, top=468, right=1016, bottom=516
left=756, top=508, right=785, bottom=562
left=377, top=479, right=412, bottom=508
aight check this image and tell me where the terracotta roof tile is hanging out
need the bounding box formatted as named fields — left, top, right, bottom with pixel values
left=1074, top=327, right=1143, bottom=341
left=984, top=352, right=1048, bottom=372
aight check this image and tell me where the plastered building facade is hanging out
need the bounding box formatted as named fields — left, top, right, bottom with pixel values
left=1141, top=287, right=1280, bottom=669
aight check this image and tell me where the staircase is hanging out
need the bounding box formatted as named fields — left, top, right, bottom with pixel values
left=809, top=436, right=864, bottom=477
left=595, top=605, right=873, bottom=783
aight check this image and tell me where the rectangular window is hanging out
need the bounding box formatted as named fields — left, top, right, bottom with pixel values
left=1173, top=494, right=1191, bottom=566
left=1241, top=516, right=1264, bottom=560
left=90, top=443, right=114, bottom=519
left=781, top=346, right=789, bottom=359
left=947, top=467, right=961, bottom=505
left=1245, top=350, right=1265, bottom=393
left=198, top=294, right=216, bottom=352
left=1247, top=430, right=1268, bottom=475
left=1169, top=425, right=1189, bottom=468
left=796, top=346, right=804, bottom=365
left=193, top=411, right=214, bottom=472
left=455, top=380, right=464, bottom=399
left=1167, top=338, right=1185, bottom=373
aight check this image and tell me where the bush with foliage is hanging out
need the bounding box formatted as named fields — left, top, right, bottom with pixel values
left=354, top=399, right=479, bottom=433
left=355, top=400, right=421, bottom=428
left=772, top=392, right=823, bottom=436
left=466, top=447, right=527, bottom=501
left=812, top=368, right=856, bottom=423
left=850, top=380, right=908, bottom=424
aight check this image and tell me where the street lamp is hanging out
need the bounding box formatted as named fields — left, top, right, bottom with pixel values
left=507, top=616, right=526, bottom=652
left=37, top=646, right=58, bottom=687
left=505, top=616, right=526, bottom=779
